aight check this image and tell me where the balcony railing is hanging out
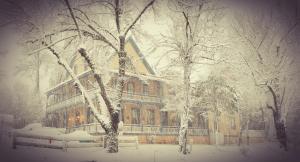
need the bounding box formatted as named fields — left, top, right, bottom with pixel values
left=46, top=88, right=162, bottom=112
left=67, top=123, right=209, bottom=136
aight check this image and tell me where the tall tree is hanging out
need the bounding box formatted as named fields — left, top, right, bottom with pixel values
left=231, top=0, right=300, bottom=150
left=158, top=0, right=225, bottom=154
left=25, top=0, right=156, bottom=153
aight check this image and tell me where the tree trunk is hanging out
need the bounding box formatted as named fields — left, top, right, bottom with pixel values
left=179, top=60, right=191, bottom=154
left=179, top=114, right=189, bottom=154
left=106, top=128, right=119, bottom=153
left=267, top=85, right=288, bottom=151
left=272, top=110, right=288, bottom=150
left=104, top=35, right=127, bottom=153
left=35, top=52, right=40, bottom=94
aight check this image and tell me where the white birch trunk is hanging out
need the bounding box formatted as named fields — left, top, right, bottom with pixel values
left=179, top=59, right=191, bottom=154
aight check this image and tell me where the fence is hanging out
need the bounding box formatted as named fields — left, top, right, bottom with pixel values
left=68, top=123, right=209, bottom=136
left=11, top=131, right=103, bottom=151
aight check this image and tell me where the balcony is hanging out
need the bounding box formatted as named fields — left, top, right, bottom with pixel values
left=122, top=92, right=162, bottom=103
left=46, top=88, right=162, bottom=112
left=67, top=123, right=209, bottom=136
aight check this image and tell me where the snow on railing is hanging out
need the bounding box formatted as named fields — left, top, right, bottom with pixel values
left=67, top=123, right=208, bottom=136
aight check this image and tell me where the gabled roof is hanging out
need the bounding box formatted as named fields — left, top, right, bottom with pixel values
left=47, top=37, right=158, bottom=93
left=126, top=37, right=155, bottom=75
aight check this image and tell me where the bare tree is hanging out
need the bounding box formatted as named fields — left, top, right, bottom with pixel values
left=231, top=0, right=300, bottom=150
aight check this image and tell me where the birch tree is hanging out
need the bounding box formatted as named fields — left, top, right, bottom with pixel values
left=158, top=0, right=225, bottom=154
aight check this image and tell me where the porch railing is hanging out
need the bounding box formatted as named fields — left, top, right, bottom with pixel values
left=67, top=123, right=209, bottom=136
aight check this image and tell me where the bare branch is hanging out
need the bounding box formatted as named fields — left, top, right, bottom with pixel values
left=43, top=42, right=111, bottom=132
left=86, top=24, right=119, bottom=52
left=279, top=21, right=299, bottom=45
left=64, top=0, right=81, bottom=38
left=123, top=0, right=156, bottom=36
left=26, top=35, right=77, bottom=55
left=232, top=23, right=264, bottom=63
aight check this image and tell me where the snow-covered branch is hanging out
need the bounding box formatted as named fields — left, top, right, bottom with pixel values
left=78, top=48, right=115, bottom=116
left=43, top=42, right=111, bottom=132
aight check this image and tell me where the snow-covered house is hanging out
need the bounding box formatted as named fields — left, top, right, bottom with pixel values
left=44, top=37, right=262, bottom=144
left=44, top=37, right=210, bottom=144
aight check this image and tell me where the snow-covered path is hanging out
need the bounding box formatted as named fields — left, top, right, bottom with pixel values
left=0, top=143, right=299, bottom=162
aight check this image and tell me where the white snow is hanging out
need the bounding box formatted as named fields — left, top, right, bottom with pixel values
left=14, top=123, right=65, bottom=137
left=0, top=142, right=299, bottom=162
left=0, top=125, right=299, bottom=162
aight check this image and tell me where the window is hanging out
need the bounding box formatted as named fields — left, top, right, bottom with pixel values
left=197, top=114, right=208, bottom=129
left=120, top=108, right=125, bottom=122
left=230, top=117, right=236, bottom=129
left=146, top=109, right=155, bottom=125
left=157, top=83, right=163, bottom=96
left=75, top=111, right=81, bottom=126
left=62, top=86, right=66, bottom=101
left=131, top=108, right=140, bottom=124
left=63, top=111, right=68, bottom=127
left=161, top=112, right=168, bottom=126
left=143, top=84, right=149, bottom=95
left=127, top=82, right=134, bottom=94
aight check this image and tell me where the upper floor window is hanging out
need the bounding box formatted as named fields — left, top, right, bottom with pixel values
left=143, top=84, right=149, bottom=95
left=157, top=83, right=163, bottom=96
left=127, top=82, right=134, bottom=94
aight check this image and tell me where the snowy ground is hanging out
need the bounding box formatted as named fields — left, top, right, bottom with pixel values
left=0, top=142, right=299, bottom=162
left=0, top=124, right=299, bottom=162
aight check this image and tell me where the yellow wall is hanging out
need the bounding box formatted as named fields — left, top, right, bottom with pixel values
left=109, top=41, right=151, bottom=75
